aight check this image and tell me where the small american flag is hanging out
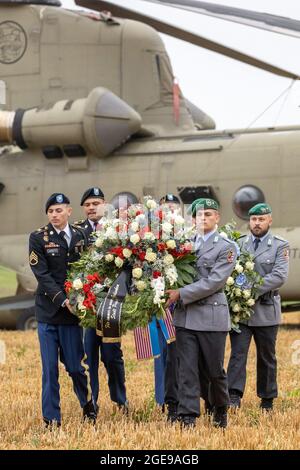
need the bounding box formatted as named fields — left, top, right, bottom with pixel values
left=164, top=307, right=176, bottom=342
left=134, top=326, right=153, bottom=360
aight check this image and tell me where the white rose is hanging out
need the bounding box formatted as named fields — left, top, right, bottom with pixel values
left=72, top=279, right=83, bottom=290
left=105, top=227, right=117, bottom=239
left=105, top=254, right=114, bottom=262
left=245, top=261, right=255, bottom=271
left=162, top=222, right=173, bottom=233
left=163, top=254, right=174, bottom=266
left=235, top=288, right=242, bottom=297
left=143, top=232, right=156, bottom=241
left=95, top=237, right=103, bottom=248
left=226, top=277, right=234, bottom=286
left=132, top=267, right=143, bottom=279
left=146, top=199, right=157, bottom=210
left=145, top=251, right=157, bottom=263
left=130, top=221, right=139, bottom=232
left=243, top=290, right=251, bottom=299
left=235, top=264, right=244, bottom=273
left=174, top=215, right=185, bottom=225
left=166, top=240, right=176, bottom=249
left=247, top=298, right=255, bottom=307
left=115, top=257, right=124, bottom=268
left=136, top=280, right=147, bottom=291
left=232, top=303, right=241, bottom=313
left=123, top=248, right=132, bottom=258
left=219, top=231, right=228, bottom=239
left=130, top=234, right=140, bottom=244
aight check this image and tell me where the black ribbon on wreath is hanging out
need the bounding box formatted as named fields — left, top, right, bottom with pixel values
left=96, top=266, right=132, bottom=342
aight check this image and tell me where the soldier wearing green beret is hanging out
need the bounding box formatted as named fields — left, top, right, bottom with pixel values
left=227, top=203, right=290, bottom=411
left=166, top=198, right=238, bottom=428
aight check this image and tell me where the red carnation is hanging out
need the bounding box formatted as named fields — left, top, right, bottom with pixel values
left=153, top=271, right=162, bottom=279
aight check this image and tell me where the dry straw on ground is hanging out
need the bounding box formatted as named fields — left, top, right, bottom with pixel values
left=0, top=313, right=299, bottom=450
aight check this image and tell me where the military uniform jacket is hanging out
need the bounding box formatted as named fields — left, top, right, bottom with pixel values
left=239, top=232, right=289, bottom=327
left=173, top=233, right=238, bottom=332
left=29, top=223, right=87, bottom=324
left=74, top=219, right=96, bottom=246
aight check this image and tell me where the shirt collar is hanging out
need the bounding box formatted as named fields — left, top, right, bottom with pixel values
left=88, top=219, right=100, bottom=229
left=251, top=231, right=269, bottom=243
left=202, top=229, right=217, bottom=242
left=55, top=223, right=71, bottom=239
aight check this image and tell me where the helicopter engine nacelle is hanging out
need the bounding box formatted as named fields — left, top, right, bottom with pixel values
left=0, top=88, right=142, bottom=158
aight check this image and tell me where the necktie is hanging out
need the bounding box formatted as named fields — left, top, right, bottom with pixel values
left=59, top=230, right=69, bottom=247
left=253, top=238, right=261, bottom=251
left=94, top=222, right=98, bottom=232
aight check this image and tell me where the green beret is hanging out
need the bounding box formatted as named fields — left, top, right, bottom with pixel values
left=189, top=198, right=219, bottom=216
left=248, top=203, right=272, bottom=216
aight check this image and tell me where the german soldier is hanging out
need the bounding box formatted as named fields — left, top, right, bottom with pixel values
left=166, top=198, right=237, bottom=428
left=227, top=203, right=289, bottom=411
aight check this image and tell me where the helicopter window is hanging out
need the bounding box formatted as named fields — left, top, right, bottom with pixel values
left=110, top=192, right=139, bottom=210
left=233, top=185, right=265, bottom=220
left=43, top=146, right=63, bottom=159
left=178, top=186, right=219, bottom=205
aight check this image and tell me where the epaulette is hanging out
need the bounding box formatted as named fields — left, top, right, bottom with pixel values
left=238, top=234, right=247, bottom=240
left=35, top=225, right=48, bottom=234
left=274, top=235, right=288, bottom=243
left=73, top=220, right=85, bottom=226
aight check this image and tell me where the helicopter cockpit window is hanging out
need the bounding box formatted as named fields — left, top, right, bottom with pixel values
left=0, top=81, right=6, bottom=107
left=110, top=192, right=139, bottom=210
left=178, top=186, right=219, bottom=205
left=233, top=185, right=265, bottom=220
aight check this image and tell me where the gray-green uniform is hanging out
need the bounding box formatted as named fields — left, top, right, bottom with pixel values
left=173, top=198, right=237, bottom=422
left=227, top=203, right=289, bottom=405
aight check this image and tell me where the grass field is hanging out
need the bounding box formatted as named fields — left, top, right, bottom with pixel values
left=0, top=271, right=299, bottom=449
left=0, top=266, right=17, bottom=298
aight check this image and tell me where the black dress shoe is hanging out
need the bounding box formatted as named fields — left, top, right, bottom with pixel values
left=260, top=398, right=273, bottom=412
left=213, top=406, right=228, bottom=428
left=180, top=415, right=196, bottom=429
left=44, top=418, right=61, bottom=429
left=117, top=400, right=129, bottom=416
left=83, top=400, right=97, bottom=424
left=204, top=401, right=214, bottom=416
left=229, top=390, right=241, bottom=409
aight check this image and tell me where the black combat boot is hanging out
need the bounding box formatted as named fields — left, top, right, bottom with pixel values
left=83, top=400, right=97, bottom=424
left=213, top=406, right=228, bottom=428
left=204, top=401, right=214, bottom=416
left=179, top=415, right=196, bottom=429
left=167, top=404, right=178, bottom=424
left=229, top=389, right=242, bottom=409
left=260, top=398, right=273, bottom=412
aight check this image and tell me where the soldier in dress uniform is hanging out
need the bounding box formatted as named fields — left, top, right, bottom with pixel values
left=153, top=194, right=180, bottom=422
left=227, top=203, right=290, bottom=411
left=166, top=198, right=237, bottom=428
left=74, top=187, right=128, bottom=414
left=29, top=193, right=96, bottom=427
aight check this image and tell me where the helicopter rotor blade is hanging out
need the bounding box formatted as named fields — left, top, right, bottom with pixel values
left=141, top=1, right=300, bottom=40
left=75, top=0, right=300, bottom=80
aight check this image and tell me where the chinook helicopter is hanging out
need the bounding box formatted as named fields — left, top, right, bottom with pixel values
left=0, top=0, right=300, bottom=329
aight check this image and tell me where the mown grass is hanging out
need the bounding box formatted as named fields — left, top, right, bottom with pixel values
left=0, top=314, right=299, bottom=450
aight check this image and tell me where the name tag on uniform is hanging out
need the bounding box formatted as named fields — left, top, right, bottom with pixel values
left=46, top=247, right=60, bottom=255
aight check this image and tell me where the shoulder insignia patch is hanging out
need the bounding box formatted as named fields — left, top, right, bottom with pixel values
left=29, top=251, right=39, bottom=266
left=283, top=248, right=289, bottom=260
left=227, top=249, right=235, bottom=263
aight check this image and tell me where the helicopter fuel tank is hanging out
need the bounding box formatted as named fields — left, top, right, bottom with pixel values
left=0, top=87, right=142, bottom=158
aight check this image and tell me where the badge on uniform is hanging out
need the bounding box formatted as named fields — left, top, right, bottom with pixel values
left=283, top=248, right=289, bottom=260
left=227, top=249, right=235, bottom=263
left=29, top=251, right=39, bottom=266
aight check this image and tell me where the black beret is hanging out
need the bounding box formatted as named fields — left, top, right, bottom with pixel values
left=80, top=187, right=105, bottom=205
left=159, top=193, right=180, bottom=204
left=45, top=193, right=70, bottom=213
